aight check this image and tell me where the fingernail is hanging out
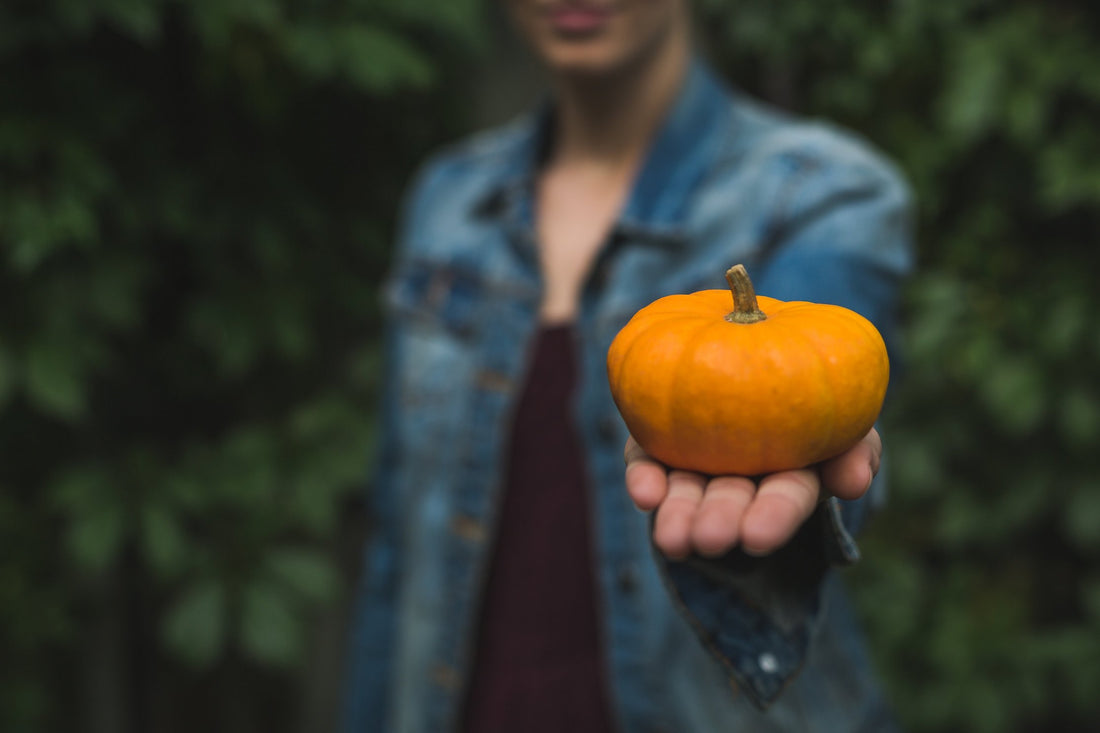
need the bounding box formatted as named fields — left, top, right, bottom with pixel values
left=741, top=544, right=769, bottom=557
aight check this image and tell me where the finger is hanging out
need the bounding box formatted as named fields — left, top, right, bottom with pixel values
left=819, top=428, right=882, bottom=501
left=690, top=475, right=756, bottom=557
left=624, top=437, right=668, bottom=511
left=653, top=470, right=707, bottom=560
left=739, top=469, right=820, bottom=556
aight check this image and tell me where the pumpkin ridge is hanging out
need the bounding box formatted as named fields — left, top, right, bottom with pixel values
left=804, top=307, right=889, bottom=381
left=609, top=315, right=662, bottom=402
left=784, top=321, right=840, bottom=463
left=611, top=311, right=699, bottom=446
left=646, top=292, right=724, bottom=317
left=799, top=308, right=887, bottom=455
left=763, top=301, right=816, bottom=319
left=834, top=306, right=887, bottom=363
left=626, top=310, right=712, bottom=331
left=666, top=316, right=721, bottom=468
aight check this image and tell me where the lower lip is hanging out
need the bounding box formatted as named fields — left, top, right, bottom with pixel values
left=549, top=8, right=613, bottom=34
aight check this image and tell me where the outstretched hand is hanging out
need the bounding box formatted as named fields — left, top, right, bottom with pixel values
left=624, top=429, right=882, bottom=560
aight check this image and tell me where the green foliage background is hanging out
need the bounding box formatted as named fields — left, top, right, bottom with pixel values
left=2, top=1, right=1099, bottom=731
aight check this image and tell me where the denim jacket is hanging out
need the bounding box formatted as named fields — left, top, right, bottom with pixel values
left=344, top=60, right=913, bottom=733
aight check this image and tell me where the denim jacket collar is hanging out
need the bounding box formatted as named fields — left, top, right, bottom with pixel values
left=473, top=58, right=735, bottom=247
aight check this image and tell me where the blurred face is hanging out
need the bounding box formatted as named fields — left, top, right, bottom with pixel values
left=504, top=0, right=690, bottom=78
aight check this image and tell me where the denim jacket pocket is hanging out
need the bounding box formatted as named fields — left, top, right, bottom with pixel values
left=384, top=258, right=484, bottom=340
left=382, top=259, right=485, bottom=451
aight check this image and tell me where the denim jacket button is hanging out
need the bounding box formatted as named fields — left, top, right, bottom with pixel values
left=597, top=415, right=620, bottom=445
left=430, top=663, right=460, bottom=690
left=616, top=567, right=639, bottom=594
left=450, top=514, right=486, bottom=543
left=758, top=652, right=779, bottom=674
left=475, top=369, right=511, bottom=392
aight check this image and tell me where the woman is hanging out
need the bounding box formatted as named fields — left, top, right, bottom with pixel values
left=345, top=1, right=912, bottom=731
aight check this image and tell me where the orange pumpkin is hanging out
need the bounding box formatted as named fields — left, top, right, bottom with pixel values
left=606, top=265, right=889, bottom=476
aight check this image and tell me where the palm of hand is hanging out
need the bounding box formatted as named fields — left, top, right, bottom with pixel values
left=624, top=429, right=882, bottom=559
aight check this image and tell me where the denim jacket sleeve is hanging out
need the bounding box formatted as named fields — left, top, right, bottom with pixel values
left=752, top=147, right=914, bottom=545
left=652, top=149, right=914, bottom=709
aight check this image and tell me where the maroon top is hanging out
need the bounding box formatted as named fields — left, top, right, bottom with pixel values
left=459, top=325, right=615, bottom=733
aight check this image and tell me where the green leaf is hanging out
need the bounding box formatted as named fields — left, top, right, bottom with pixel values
left=978, top=357, right=1047, bottom=436
left=99, top=0, right=162, bottom=44
left=264, top=547, right=339, bottom=604
left=162, top=580, right=227, bottom=668
left=66, top=504, right=125, bottom=573
left=219, top=426, right=279, bottom=504
left=86, top=258, right=146, bottom=331
left=1063, top=481, right=1100, bottom=552
left=938, top=33, right=1004, bottom=141
left=369, top=0, right=486, bottom=46
left=280, top=24, right=434, bottom=92
left=240, top=580, right=302, bottom=668
left=1059, top=388, right=1100, bottom=447
left=141, top=504, right=188, bottom=578
left=1040, top=292, right=1089, bottom=357
left=51, top=466, right=108, bottom=514
left=185, top=298, right=260, bottom=376
left=7, top=193, right=98, bottom=273
left=24, top=337, right=86, bottom=420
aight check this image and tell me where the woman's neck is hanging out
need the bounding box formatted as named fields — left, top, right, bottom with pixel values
left=546, top=33, right=690, bottom=173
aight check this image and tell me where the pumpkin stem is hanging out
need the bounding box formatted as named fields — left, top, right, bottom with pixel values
left=724, top=265, right=767, bottom=324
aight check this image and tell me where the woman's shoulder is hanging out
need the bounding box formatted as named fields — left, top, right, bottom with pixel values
left=410, top=113, right=539, bottom=197
left=393, top=113, right=540, bottom=259
left=720, top=88, right=908, bottom=192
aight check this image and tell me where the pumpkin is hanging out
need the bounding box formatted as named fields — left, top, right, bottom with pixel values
left=606, top=265, right=889, bottom=476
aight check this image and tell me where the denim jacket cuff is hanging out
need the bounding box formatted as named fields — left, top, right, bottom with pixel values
left=651, top=495, right=865, bottom=709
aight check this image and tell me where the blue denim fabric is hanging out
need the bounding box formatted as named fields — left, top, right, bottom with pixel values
left=344, top=59, right=913, bottom=733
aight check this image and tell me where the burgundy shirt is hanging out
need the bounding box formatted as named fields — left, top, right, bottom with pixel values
left=460, top=325, right=615, bottom=733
